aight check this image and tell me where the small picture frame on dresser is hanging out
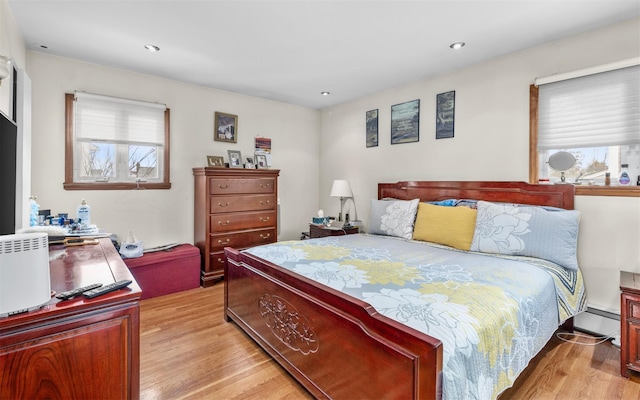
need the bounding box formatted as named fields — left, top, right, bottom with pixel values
left=256, top=154, right=268, bottom=169
left=227, top=150, right=243, bottom=168
left=245, top=157, right=255, bottom=169
left=207, top=155, right=224, bottom=167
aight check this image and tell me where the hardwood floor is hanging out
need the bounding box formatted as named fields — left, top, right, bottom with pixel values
left=140, top=285, right=640, bottom=400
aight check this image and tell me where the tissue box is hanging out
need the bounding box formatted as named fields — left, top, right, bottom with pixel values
left=312, top=217, right=329, bottom=225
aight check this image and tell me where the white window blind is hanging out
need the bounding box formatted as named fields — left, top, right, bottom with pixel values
left=74, top=92, right=166, bottom=145
left=537, top=65, right=640, bottom=150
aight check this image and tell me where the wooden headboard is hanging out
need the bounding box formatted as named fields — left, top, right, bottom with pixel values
left=378, top=181, right=575, bottom=210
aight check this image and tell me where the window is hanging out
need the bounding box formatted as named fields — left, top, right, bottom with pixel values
left=65, top=92, right=171, bottom=190
left=530, top=63, right=640, bottom=197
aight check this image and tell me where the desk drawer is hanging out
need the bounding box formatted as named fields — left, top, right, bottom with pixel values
left=210, top=194, right=276, bottom=213
left=209, top=177, right=276, bottom=195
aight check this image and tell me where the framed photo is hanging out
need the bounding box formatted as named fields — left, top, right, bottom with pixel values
left=391, top=99, right=419, bottom=144
left=436, top=91, right=455, bottom=139
left=255, top=154, right=268, bottom=169
left=245, top=156, right=255, bottom=169
left=227, top=150, right=243, bottom=168
left=214, top=112, right=238, bottom=143
left=207, top=155, right=224, bottom=167
left=366, top=109, right=378, bottom=148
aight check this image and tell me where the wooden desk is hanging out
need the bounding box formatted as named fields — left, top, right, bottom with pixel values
left=621, top=271, right=640, bottom=378
left=0, top=238, right=141, bottom=399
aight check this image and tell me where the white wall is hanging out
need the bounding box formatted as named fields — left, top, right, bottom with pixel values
left=1, top=0, right=30, bottom=232
left=319, top=17, right=640, bottom=315
left=12, top=1, right=640, bottom=318
left=27, top=52, right=320, bottom=247
left=0, top=0, right=26, bottom=114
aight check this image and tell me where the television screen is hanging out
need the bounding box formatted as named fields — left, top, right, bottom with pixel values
left=0, top=110, right=17, bottom=235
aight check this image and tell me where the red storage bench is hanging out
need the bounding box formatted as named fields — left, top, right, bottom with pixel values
left=123, top=244, right=201, bottom=300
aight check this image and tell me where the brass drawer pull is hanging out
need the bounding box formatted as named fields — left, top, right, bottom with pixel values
left=259, top=216, right=270, bottom=222
left=260, top=183, right=270, bottom=188
left=218, top=202, right=229, bottom=207
left=260, top=233, right=271, bottom=240
left=259, top=200, right=271, bottom=205
left=218, top=238, right=231, bottom=245
left=218, top=183, right=229, bottom=189
left=217, top=257, right=224, bottom=263
left=218, top=220, right=230, bottom=226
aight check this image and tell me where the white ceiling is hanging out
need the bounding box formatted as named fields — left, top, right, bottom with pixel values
left=7, top=1, right=640, bottom=109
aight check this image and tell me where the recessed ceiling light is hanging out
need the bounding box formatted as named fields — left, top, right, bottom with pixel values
left=449, top=42, right=465, bottom=50
left=144, top=44, right=160, bottom=52
left=321, top=91, right=330, bottom=96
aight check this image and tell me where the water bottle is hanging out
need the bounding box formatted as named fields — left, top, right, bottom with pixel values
left=76, top=199, right=91, bottom=225
left=29, top=196, right=39, bottom=227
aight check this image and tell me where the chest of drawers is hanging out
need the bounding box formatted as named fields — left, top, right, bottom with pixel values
left=193, top=168, right=279, bottom=286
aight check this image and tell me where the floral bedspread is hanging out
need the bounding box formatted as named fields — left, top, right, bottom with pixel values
left=245, top=233, right=587, bottom=400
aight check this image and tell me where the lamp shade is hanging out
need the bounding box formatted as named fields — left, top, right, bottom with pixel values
left=330, top=180, right=352, bottom=198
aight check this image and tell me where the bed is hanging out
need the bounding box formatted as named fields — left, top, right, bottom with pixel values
left=224, top=181, right=587, bottom=400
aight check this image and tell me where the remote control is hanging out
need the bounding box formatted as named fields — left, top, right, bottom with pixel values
left=83, top=280, right=132, bottom=299
left=56, top=283, right=103, bottom=300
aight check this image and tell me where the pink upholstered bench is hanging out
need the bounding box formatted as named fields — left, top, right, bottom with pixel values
left=123, top=244, right=201, bottom=300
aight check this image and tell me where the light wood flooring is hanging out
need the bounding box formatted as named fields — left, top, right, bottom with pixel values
left=140, top=285, right=640, bottom=400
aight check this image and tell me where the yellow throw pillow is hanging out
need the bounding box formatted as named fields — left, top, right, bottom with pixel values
left=413, top=203, right=477, bottom=250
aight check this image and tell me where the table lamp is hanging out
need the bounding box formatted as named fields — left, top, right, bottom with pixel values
left=330, top=180, right=352, bottom=222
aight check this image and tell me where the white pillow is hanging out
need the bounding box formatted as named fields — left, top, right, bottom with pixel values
left=470, top=201, right=581, bottom=270
left=368, top=199, right=419, bottom=240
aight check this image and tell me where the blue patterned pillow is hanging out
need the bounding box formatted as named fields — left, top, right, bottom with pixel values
left=368, top=199, right=419, bottom=239
left=470, top=200, right=581, bottom=270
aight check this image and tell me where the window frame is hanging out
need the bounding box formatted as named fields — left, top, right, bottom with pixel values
left=529, top=85, right=639, bottom=197
left=64, top=93, right=171, bottom=190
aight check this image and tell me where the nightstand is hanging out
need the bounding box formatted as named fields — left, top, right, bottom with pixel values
left=620, top=271, right=640, bottom=378
left=309, top=224, right=359, bottom=238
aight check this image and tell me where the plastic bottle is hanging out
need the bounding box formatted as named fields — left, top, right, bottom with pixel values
left=619, top=164, right=631, bottom=185
left=76, top=199, right=91, bottom=225
left=29, top=196, right=39, bottom=227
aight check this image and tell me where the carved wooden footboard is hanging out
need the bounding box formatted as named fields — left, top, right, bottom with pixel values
left=223, top=181, right=576, bottom=399
left=224, top=248, right=443, bottom=399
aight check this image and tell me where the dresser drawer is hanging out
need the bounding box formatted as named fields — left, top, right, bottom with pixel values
left=210, top=194, right=276, bottom=213
left=209, top=228, right=276, bottom=251
left=210, top=211, right=276, bottom=232
left=208, top=177, right=276, bottom=195
left=628, top=296, right=640, bottom=320
left=206, top=250, right=226, bottom=274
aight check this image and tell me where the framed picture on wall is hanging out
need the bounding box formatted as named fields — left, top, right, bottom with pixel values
left=366, top=109, right=378, bottom=148
left=436, top=91, right=455, bottom=139
left=214, top=112, right=238, bottom=143
left=391, top=99, right=419, bottom=144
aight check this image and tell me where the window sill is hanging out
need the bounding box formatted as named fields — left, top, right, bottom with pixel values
left=64, top=182, right=171, bottom=190
left=575, top=185, right=639, bottom=197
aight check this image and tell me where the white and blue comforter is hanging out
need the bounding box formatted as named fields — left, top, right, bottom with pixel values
left=246, top=233, right=587, bottom=400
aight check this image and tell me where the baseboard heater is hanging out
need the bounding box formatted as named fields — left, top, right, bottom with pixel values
left=574, top=306, right=620, bottom=339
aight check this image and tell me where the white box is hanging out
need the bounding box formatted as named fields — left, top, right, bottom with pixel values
left=0, top=232, right=51, bottom=317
